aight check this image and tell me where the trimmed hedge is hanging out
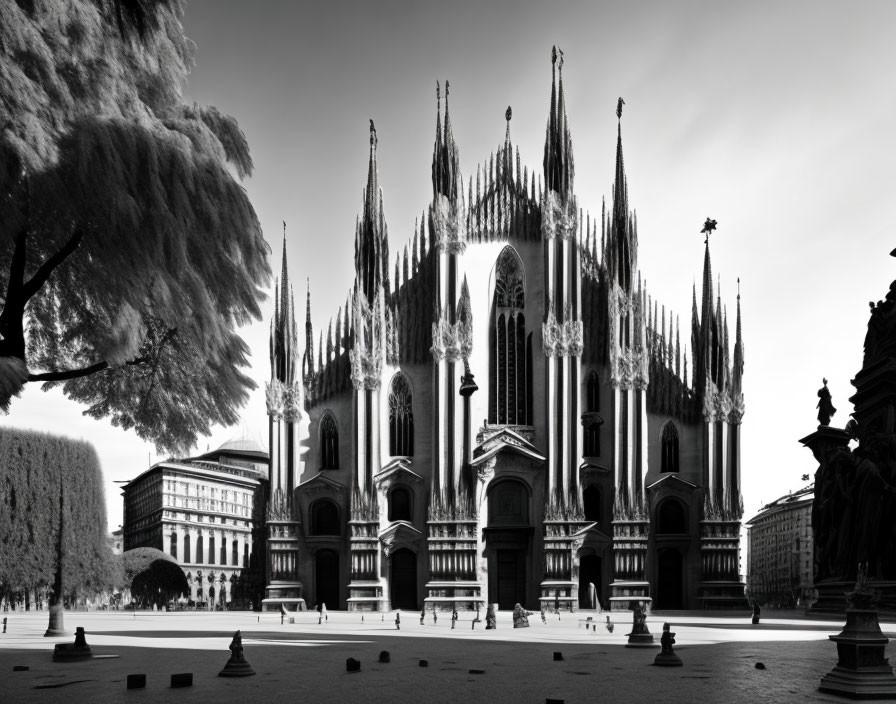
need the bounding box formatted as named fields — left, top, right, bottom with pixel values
left=0, top=428, right=114, bottom=598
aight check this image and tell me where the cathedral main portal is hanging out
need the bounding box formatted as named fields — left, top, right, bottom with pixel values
left=496, top=549, right=526, bottom=609
left=485, top=479, right=532, bottom=608
left=389, top=548, right=417, bottom=610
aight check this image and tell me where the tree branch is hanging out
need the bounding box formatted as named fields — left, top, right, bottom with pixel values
left=21, top=228, right=86, bottom=305
left=27, top=355, right=148, bottom=382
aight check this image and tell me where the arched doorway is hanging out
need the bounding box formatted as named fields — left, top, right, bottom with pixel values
left=656, top=549, right=684, bottom=609
left=389, top=548, right=417, bottom=610
left=578, top=554, right=602, bottom=609
left=315, top=549, right=340, bottom=610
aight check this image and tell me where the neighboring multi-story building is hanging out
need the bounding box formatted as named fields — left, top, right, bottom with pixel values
left=122, top=439, right=269, bottom=608
left=263, top=48, right=748, bottom=613
left=746, top=485, right=814, bottom=607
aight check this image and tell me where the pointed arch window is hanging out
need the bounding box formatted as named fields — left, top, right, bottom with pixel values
left=184, top=534, right=191, bottom=563
left=489, top=247, right=532, bottom=425
left=389, top=374, right=414, bottom=456
left=661, top=421, right=679, bottom=473
left=583, top=371, right=602, bottom=457
left=320, top=412, right=339, bottom=469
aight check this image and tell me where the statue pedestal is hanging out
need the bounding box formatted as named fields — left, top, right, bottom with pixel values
left=820, top=608, right=896, bottom=699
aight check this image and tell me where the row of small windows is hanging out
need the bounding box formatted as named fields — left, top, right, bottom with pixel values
left=307, top=489, right=413, bottom=536
left=320, top=387, right=680, bottom=471
left=303, top=490, right=685, bottom=535
left=170, top=533, right=248, bottom=567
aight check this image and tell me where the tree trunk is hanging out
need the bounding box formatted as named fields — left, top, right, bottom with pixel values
left=45, top=484, right=66, bottom=636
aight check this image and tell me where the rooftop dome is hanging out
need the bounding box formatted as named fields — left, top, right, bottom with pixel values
left=216, top=437, right=266, bottom=454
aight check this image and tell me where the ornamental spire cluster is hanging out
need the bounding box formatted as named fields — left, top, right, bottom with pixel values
left=543, top=45, right=574, bottom=199
left=354, top=120, right=390, bottom=304
left=270, top=225, right=299, bottom=384
left=432, top=81, right=460, bottom=202
left=604, top=98, right=636, bottom=293
left=690, top=235, right=744, bottom=411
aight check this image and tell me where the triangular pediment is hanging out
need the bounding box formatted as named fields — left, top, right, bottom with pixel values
left=571, top=522, right=613, bottom=555
left=297, top=471, right=346, bottom=497
left=378, top=520, right=424, bottom=555
left=374, top=458, right=424, bottom=487
left=646, top=473, right=699, bottom=493
left=471, top=428, right=546, bottom=466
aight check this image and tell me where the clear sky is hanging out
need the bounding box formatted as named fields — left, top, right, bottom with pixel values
left=5, top=0, right=895, bottom=535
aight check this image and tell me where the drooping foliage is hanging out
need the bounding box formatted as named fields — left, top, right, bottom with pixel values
left=119, top=547, right=186, bottom=606
left=0, top=0, right=270, bottom=452
left=0, top=427, right=115, bottom=598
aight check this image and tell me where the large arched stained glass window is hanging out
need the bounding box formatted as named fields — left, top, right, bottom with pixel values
left=583, top=371, right=601, bottom=457
left=489, top=247, right=532, bottom=425
left=389, top=374, right=414, bottom=456
left=661, top=421, right=679, bottom=473
left=320, top=412, right=339, bottom=469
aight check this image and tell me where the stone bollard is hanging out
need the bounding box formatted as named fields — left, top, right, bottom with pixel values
left=378, top=650, right=390, bottom=663
left=170, top=673, right=193, bottom=688
left=751, top=604, right=760, bottom=625
left=346, top=658, right=361, bottom=673
left=2, top=617, right=6, bottom=633
left=127, top=674, right=147, bottom=689
left=625, top=602, right=656, bottom=648
left=52, top=626, right=93, bottom=661
left=218, top=630, right=255, bottom=677
left=653, top=623, right=683, bottom=667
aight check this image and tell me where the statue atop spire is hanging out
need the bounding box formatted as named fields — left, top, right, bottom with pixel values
left=701, top=217, right=718, bottom=244
left=617, top=97, right=625, bottom=120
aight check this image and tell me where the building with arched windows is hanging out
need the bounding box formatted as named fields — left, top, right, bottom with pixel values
left=262, top=49, right=747, bottom=612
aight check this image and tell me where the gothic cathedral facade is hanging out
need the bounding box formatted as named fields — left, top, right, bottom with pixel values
left=263, top=50, right=746, bottom=613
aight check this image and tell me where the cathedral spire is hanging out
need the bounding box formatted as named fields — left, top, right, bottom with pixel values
left=272, top=225, right=299, bottom=385
left=355, top=120, right=389, bottom=303
left=732, top=278, right=744, bottom=396
left=543, top=46, right=574, bottom=199
left=432, top=80, right=460, bottom=201
left=606, top=99, right=635, bottom=292
left=302, top=278, right=314, bottom=385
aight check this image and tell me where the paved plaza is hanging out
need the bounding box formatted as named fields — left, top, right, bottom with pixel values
left=0, top=609, right=888, bottom=703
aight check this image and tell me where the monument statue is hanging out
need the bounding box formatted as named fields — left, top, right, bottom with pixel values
left=805, top=249, right=896, bottom=591
left=817, top=378, right=837, bottom=426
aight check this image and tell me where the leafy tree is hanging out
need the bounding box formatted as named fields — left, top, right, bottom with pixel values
left=0, top=428, right=114, bottom=606
left=0, top=0, right=271, bottom=453
left=119, top=548, right=187, bottom=607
